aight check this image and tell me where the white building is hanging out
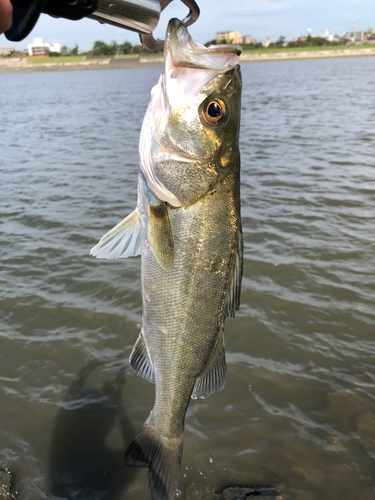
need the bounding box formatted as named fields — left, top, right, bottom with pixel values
left=0, top=46, right=14, bottom=56
left=28, top=37, right=61, bottom=56
left=242, top=35, right=257, bottom=45
left=322, top=29, right=334, bottom=42
left=342, top=31, right=365, bottom=42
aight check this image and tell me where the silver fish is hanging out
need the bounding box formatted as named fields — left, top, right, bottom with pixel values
left=91, top=18, right=242, bottom=500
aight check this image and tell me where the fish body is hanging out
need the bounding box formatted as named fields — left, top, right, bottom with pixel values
left=91, top=18, right=242, bottom=500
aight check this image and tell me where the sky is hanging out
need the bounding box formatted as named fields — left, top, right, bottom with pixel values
left=1, top=0, right=374, bottom=52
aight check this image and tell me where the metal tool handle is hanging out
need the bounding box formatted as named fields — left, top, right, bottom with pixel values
left=87, top=0, right=161, bottom=35
left=5, top=0, right=199, bottom=51
left=5, top=0, right=160, bottom=42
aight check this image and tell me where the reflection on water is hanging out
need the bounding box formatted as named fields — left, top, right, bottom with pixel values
left=48, top=361, right=134, bottom=500
left=0, top=58, right=374, bottom=500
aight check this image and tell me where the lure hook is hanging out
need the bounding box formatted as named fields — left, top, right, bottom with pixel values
left=140, top=0, right=200, bottom=52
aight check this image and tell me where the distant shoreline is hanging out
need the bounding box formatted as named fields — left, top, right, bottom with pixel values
left=241, top=47, right=375, bottom=62
left=1, top=47, right=375, bottom=74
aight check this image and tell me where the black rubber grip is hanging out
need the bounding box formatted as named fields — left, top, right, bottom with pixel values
left=43, top=0, right=98, bottom=21
left=5, top=0, right=99, bottom=42
left=6, top=0, right=48, bottom=42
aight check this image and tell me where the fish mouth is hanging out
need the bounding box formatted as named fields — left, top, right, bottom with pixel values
left=166, top=18, right=185, bottom=57
left=165, top=18, right=242, bottom=69
left=163, top=18, right=241, bottom=96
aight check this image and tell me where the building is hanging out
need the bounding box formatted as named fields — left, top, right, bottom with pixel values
left=364, top=28, right=374, bottom=42
left=242, top=35, right=257, bottom=45
left=332, top=35, right=342, bottom=43
left=216, top=31, right=243, bottom=45
left=28, top=37, right=61, bottom=56
left=294, top=35, right=307, bottom=42
left=342, top=31, right=365, bottom=42
left=322, top=28, right=334, bottom=42
left=0, top=47, right=14, bottom=56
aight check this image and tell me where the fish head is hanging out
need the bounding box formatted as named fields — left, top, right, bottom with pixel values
left=139, top=18, right=242, bottom=207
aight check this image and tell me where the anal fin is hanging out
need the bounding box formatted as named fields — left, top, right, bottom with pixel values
left=129, top=332, right=154, bottom=384
left=191, top=330, right=226, bottom=400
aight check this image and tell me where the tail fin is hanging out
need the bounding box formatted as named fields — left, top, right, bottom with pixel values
left=124, top=420, right=184, bottom=500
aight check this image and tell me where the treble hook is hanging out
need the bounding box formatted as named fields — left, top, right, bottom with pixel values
left=140, top=0, right=200, bottom=52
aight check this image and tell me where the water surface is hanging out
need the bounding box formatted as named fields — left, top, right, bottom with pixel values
left=0, top=57, right=374, bottom=499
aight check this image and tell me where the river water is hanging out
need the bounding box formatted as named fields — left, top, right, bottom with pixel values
left=0, top=57, right=374, bottom=500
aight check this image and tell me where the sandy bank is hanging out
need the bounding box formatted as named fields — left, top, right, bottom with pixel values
left=241, top=47, right=375, bottom=62
left=1, top=48, right=375, bottom=74
left=0, top=55, right=163, bottom=74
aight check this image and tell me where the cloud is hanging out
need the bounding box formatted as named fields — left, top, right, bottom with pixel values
left=222, top=0, right=301, bottom=16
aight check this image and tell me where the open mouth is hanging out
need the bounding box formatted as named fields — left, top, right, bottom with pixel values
left=166, top=18, right=242, bottom=70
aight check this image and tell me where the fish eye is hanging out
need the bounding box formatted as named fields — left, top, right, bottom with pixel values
left=202, top=98, right=227, bottom=127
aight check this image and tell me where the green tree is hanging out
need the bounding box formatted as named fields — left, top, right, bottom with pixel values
left=70, top=44, right=79, bottom=56
left=92, top=40, right=107, bottom=54
left=110, top=40, right=119, bottom=54
left=92, top=40, right=119, bottom=55
left=312, top=36, right=325, bottom=46
left=132, top=44, right=148, bottom=54
left=120, top=41, right=132, bottom=54
left=276, top=36, right=286, bottom=47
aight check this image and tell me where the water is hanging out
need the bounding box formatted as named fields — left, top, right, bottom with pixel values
left=0, top=57, right=374, bottom=500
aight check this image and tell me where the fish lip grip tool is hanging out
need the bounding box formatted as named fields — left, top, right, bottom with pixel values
left=140, top=0, right=199, bottom=52
left=5, top=0, right=199, bottom=52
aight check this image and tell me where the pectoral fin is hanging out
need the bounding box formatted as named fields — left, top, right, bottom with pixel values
left=148, top=202, right=174, bottom=270
left=191, top=330, right=226, bottom=400
left=90, top=209, right=141, bottom=259
left=224, top=228, right=243, bottom=318
left=129, top=332, right=154, bottom=384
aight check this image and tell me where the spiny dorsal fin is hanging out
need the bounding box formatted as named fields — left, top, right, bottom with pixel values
left=129, top=332, right=154, bottom=384
left=148, top=201, right=174, bottom=270
left=90, top=209, right=141, bottom=259
left=191, top=330, right=226, bottom=400
left=224, top=228, right=243, bottom=318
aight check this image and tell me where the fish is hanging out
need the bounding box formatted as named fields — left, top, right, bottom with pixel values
left=91, top=18, right=243, bottom=500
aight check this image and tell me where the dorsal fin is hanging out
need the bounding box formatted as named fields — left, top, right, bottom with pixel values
left=191, top=330, right=226, bottom=400
left=90, top=209, right=141, bottom=259
left=224, top=228, right=243, bottom=318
